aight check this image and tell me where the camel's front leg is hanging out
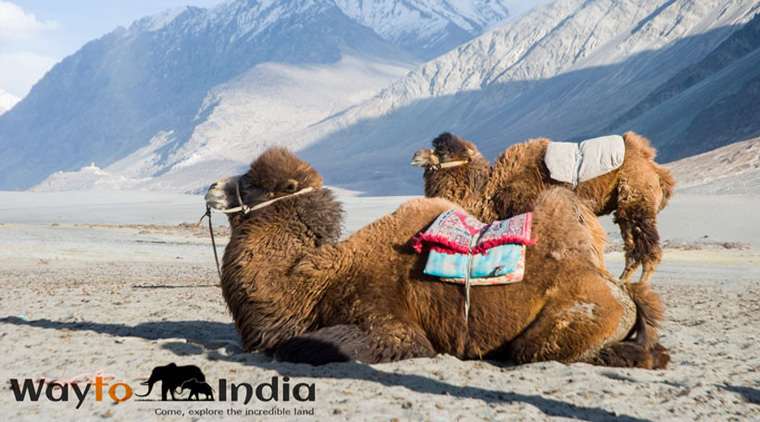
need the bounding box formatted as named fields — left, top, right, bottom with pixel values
left=615, top=177, right=664, bottom=285
left=616, top=214, right=662, bottom=286
left=616, top=218, right=641, bottom=283
left=638, top=246, right=662, bottom=286
left=274, top=321, right=436, bottom=365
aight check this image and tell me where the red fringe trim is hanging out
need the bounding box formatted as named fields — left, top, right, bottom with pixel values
left=412, top=234, right=538, bottom=255
left=412, top=211, right=537, bottom=255
left=412, top=212, right=538, bottom=255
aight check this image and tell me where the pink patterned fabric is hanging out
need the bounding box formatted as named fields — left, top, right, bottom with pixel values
left=412, top=209, right=536, bottom=255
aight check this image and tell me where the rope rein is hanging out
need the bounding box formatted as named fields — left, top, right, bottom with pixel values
left=196, top=205, right=222, bottom=280
left=219, top=186, right=315, bottom=215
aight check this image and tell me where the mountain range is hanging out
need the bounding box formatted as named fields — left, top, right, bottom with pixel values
left=3, top=0, right=760, bottom=195
left=0, top=0, right=509, bottom=191
left=298, top=0, right=760, bottom=194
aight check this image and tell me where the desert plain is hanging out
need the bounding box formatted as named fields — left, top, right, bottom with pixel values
left=1, top=190, right=759, bottom=421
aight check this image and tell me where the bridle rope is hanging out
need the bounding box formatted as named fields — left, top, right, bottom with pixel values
left=222, top=185, right=315, bottom=215
left=427, top=153, right=469, bottom=171
left=197, top=185, right=316, bottom=280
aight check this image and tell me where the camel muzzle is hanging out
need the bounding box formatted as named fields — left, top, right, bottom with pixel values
left=205, top=176, right=241, bottom=211
left=411, top=149, right=435, bottom=167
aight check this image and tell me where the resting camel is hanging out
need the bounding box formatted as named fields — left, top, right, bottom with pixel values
left=411, top=134, right=492, bottom=215
left=205, top=147, right=668, bottom=368
left=412, top=132, right=675, bottom=287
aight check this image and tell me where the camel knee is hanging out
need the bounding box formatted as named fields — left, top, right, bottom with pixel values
left=641, top=246, right=662, bottom=269
left=617, top=213, right=661, bottom=265
left=634, top=215, right=659, bottom=260
left=274, top=327, right=355, bottom=365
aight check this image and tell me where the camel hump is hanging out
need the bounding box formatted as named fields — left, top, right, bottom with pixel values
left=622, top=131, right=657, bottom=160
left=531, top=187, right=608, bottom=264
left=544, top=135, right=625, bottom=185
left=393, top=197, right=460, bottom=221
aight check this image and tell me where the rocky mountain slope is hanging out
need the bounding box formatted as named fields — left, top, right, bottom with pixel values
left=292, top=0, right=760, bottom=194
left=666, top=137, right=760, bottom=195
left=9, top=0, right=760, bottom=195
left=1, top=0, right=508, bottom=191
left=610, top=9, right=760, bottom=160
left=0, top=89, right=19, bottom=116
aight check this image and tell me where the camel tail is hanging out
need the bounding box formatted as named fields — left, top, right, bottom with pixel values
left=628, top=281, right=665, bottom=349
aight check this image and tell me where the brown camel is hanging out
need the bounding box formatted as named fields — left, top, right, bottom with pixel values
left=412, top=132, right=675, bottom=288
left=205, top=147, right=669, bottom=368
left=411, top=134, right=492, bottom=214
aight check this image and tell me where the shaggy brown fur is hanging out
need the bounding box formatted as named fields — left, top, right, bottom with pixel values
left=411, top=133, right=493, bottom=214
left=411, top=132, right=674, bottom=350
left=208, top=147, right=669, bottom=368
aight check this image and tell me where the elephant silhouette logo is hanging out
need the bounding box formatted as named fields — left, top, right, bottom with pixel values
left=135, top=363, right=207, bottom=401
left=179, top=378, right=214, bottom=401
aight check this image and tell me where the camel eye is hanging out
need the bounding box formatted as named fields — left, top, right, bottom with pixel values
left=283, top=179, right=299, bottom=193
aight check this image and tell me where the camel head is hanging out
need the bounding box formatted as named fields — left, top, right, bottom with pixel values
left=411, top=132, right=479, bottom=171
left=205, top=147, right=324, bottom=218
left=410, top=149, right=436, bottom=167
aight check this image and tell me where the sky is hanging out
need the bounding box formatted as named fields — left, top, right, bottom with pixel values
left=0, top=0, right=550, bottom=102
left=0, top=0, right=225, bottom=100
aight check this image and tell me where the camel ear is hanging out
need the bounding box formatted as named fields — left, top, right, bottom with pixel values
left=283, top=179, right=299, bottom=193
left=465, top=147, right=476, bottom=158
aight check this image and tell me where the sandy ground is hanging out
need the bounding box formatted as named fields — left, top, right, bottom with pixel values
left=1, top=191, right=759, bottom=421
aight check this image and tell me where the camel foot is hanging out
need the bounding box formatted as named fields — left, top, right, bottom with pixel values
left=592, top=342, right=670, bottom=369
left=593, top=342, right=654, bottom=368
left=651, top=343, right=670, bottom=369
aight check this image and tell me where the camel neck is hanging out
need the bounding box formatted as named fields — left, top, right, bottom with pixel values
left=424, top=161, right=492, bottom=219
left=220, top=188, right=343, bottom=351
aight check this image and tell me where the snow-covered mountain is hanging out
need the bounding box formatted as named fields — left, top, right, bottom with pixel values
left=1, top=0, right=408, bottom=190
left=0, top=0, right=513, bottom=191
left=7, top=0, right=760, bottom=195
left=0, top=90, right=19, bottom=115
left=334, top=0, right=510, bottom=59
left=292, top=0, right=760, bottom=194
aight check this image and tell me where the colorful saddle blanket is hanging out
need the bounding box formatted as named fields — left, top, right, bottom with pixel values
left=426, top=245, right=526, bottom=284
left=544, top=134, right=625, bottom=187
left=412, top=210, right=536, bottom=283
